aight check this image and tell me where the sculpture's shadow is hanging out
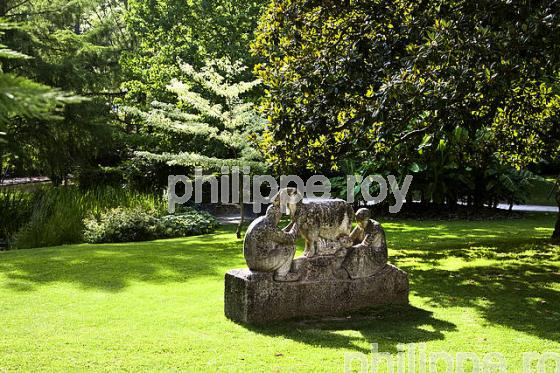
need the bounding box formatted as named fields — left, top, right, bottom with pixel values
left=243, top=304, right=455, bottom=354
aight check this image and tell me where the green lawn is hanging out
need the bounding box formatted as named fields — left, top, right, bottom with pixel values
left=1, top=215, right=559, bottom=372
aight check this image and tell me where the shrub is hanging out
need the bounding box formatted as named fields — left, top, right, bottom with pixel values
left=154, top=210, right=219, bottom=237
left=83, top=207, right=158, bottom=243
left=83, top=207, right=219, bottom=244
left=13, top=186, right=167, bottom=249
left=77, top=167, right=124, bottom=190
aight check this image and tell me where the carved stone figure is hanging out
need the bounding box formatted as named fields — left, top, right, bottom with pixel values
left=338, top=208, right=388, bottom=279
left=243, top=205, right=299, bottom=281
left=272, top=188, right=354, bottom=257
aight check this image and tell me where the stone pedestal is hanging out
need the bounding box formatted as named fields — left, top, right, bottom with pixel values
left=224, top=262, right=409, bottom=324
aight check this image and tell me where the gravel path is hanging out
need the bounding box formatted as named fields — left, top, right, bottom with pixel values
left=0, top=176, right=50, bottom=186
left=495, top=203, right=558, bottom=213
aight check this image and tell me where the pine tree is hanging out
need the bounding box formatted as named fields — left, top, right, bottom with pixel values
left=0, top=20, right=81, bottom=141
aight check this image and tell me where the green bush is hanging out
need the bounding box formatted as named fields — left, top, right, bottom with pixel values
left=154, top=211, right=219, bottom=237
left=77, top=167, right=125, bottom=190
left=83, top=207, right=219, bottom=244
left=13, top=186, right=167, bottom=249
left=83, top=207, right=158, bottom=243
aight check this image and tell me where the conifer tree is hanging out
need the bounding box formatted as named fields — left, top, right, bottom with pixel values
left=0, top=20, right=81, bottom=142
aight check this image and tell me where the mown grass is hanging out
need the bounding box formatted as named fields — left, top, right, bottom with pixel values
left=0, top=214, right=559, bottom=372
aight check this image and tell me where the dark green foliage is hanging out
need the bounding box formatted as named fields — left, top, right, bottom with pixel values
left=13, top=186, right=166, bottom=249
left=76, top=166, right=125, bottom=190
left=253, top=0, right=560, bottom=207
left=254, top=0, right=560, bottom=171
left=0, top=188, right=34, bottom=245
left=83, top=207, right=219, bottom=243
left=121, top=157, right=187, bottom=193
left=4, top=0, right=125, bottom=94
left=405, top=154, right=541, bottom=207
left=7, top=99, right=118, bottom=185
left=0, top=0, right=126, bottom=181
left=0, top=20, right=81, bottom=138
left=0, top=72, right=77, bottom=126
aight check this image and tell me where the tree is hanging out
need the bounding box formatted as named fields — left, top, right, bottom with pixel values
left=0, top=0, right=129, bottom=182
left=132, top=59, right=263, bottom=168
left=0, top=19, right=84, bottom=182
left=252, top=0, right=560, bottom=207
left=120, top=0, right=266, bottom=105
left=0, top=20, right=78, bottom=134
left=128, top=58, right=265, bottom=236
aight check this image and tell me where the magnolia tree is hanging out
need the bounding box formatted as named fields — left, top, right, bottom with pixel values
left=252, top=0, right=560, bottom=211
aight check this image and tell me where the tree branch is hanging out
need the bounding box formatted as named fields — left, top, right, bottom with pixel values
left=5, top=0, right=32, bottom=15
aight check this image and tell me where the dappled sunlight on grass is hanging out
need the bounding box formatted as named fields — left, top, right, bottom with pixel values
left=380, top=214, right=560, bottom=344
left=0, top=226, right=245, bottom=292
left=0, top=214, right=558, bottom=370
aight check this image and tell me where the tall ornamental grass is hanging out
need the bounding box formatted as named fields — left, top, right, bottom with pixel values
left=14, top=186, right=165, bottom=249
left=0, top=189, right=34, bottom=247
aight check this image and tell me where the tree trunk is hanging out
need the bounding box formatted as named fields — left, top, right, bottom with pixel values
left=552, top=212, right=560, bottom=241
left=236, top=203, right=245, bottom=239
left=552, top=176, right=560, bottom=241
left=236, top=181, right=244, bottom=239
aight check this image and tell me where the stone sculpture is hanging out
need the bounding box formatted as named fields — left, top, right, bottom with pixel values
left=225, top=190, right=409, bottom=324
left=338, top=208, right=388, bottom=279
left=271, top=188, right=354, bottom=257
left=243, top=205, right=300, bottom=282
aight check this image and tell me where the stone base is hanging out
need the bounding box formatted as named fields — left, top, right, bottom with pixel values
left=224, top=263, right=409, bottom=324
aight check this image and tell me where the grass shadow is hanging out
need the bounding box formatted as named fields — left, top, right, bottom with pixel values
left=0, top=227, right=245, bottom=292
left=384, top=217, right=560, bottom=342
left=403, top=262, right=560, bottom=342
left=246, top=305, right=456, bottom=354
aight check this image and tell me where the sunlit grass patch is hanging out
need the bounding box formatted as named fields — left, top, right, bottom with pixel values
left=0, top=214, right=558, bottom=371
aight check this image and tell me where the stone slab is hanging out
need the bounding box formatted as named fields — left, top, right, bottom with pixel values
left=224, top=263, right=409, bottom=324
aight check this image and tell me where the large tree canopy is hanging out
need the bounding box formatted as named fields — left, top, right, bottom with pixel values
left=252, top=0, right=560, bottom=177
left=120, top=0, right=267, bottom=104
left=0, top=0, right=127, bottom=183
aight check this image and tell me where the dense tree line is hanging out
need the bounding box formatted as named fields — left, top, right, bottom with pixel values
left=0, top=0, right=558, bottom=231
left=253, top=0, right=560, bottom=208
left=0, top=0, right=127, bottom=184
left=0, top=0, right=267, bottom=185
